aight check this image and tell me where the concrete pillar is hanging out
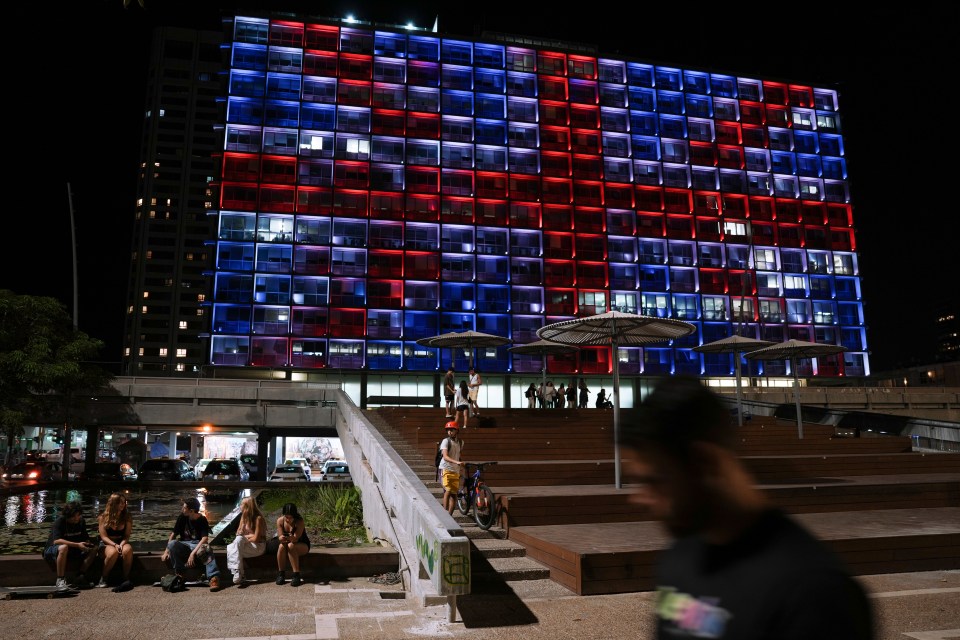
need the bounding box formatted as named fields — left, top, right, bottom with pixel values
left=168, top=432, right=177, bottom=459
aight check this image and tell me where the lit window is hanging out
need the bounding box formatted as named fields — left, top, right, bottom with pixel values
left=196, top=309, right=204, bottom=317
left=175, top=363, right=185, bottom=372
left=141, top=306, right=148, bottom=314
left=179, top=321, right=188, bottom=330
left=124, top=347, right=130, bottom=356
left=176, top=349, right=187, bottom=358
left=138, top=348, right=144, bottom=356
left=159, top=348, right=168, bottom=357
left=142, top=291, right=149, bottom=298
left=197, top=294, right=205, bottom=302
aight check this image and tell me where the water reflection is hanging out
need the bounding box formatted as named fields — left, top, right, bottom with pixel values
left=0, top=487, right=249, bottom=555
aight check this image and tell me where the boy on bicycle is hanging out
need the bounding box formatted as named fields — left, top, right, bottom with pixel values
left=439, top=421, right=464, bottom=516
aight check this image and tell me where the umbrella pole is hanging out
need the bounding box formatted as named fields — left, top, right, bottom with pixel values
left=612, top=334, right=622, bottom=490
left=541, top=355, right=547, bottom=409
left=734, top=352, right=744, bottom=427
left=791, top=357, right=804, bottom=439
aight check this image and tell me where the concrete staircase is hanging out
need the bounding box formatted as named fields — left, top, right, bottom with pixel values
left=363, top=410, right=555, bottom=589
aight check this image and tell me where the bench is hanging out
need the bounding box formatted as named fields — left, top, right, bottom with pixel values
left=17, top=545, right=399, bottom=588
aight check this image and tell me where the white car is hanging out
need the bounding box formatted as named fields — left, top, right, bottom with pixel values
left=319, top=461, right=352, bottom=483
left=268, top=464, right=310, bottom=482
left=284, top=457, right=312, bottom=478
left=194, top=458, right=214, bottom=477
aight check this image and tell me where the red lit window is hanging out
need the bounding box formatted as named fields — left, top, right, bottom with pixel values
left=537, top=51, right=566, bottom=75
left=748, top=196, right=775, bottom=221
left=540, top=126, right=570, bottom=151
left=337, top=79, right=371, bottom=106
left=788, top=85, right=813, bottom=108
left=717, top=145, right=743, bottom=170
left=538, top=75, right=568, bottom=100
left=722, top=194, right=747, bottom=217
left=544, top=259, right=575, bottom=286
left=541, top=152, right=572, bottom=177
left=304, top=51, right=337, bottom=76
left=339, top=54, right=372, bottom=80
left=476, top=172, right=508, bottom=199
left=367, top=251, right=403, bottom=277
left=690, top=142, right=717, bottom=167
left=762, top=81, right=787, bottom=105
left=543, top=205, right=572, bottom=232
left=567, top=55, right=597, bottom=80
left=715, top=122, right=742, bottom=145
left=570, top=105, right=599, bottom=129
left=406, top=112, right=440, bottom=139
left=542, top=178, right=572, bottom=204
left=664, top=189, right=692, bottom=214
left=740, top=101, right=764, bottom=125
left=270, top=21, right=304, bottom=47
left=304, top=24, right=338, bottom=51
left=296, top=187, right=332, bottom=214
left=776, top=199, right=801, bottom=223
left=571, top=129, right=601, bottom=154
left=371, top=109, right=405, bottom=136
left=605, top=184, right=633, bottom=208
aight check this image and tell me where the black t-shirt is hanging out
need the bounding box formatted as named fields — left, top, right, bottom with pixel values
left=654, top=509, right=873, bottom=640
left=171, top=514, right=210, bottom=541
left=47, top=515, right=90, bottom=547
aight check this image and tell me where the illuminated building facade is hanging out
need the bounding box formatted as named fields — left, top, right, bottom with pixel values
left=210, top=14, right=869, bottom=383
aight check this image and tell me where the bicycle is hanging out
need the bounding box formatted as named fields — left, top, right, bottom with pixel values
left=456, top=461, right=498, bottom=530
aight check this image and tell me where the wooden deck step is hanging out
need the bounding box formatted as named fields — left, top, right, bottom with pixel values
left=510, top=507, right=960, bottom=595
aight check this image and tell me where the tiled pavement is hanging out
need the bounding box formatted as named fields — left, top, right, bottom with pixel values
left=1, top=571, right=958, bottom=639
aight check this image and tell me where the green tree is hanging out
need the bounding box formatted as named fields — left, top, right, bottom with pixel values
left=0, top=290, right=113, bottom=476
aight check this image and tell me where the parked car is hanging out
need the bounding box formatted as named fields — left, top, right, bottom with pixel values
left=319, top=462, right=352, bottom=483
left=1, top=460, right=69, bottom=486
left=284, top=457, right=312, bottom=479
left=46, top=447, right=83, bottom=462
left=138, top=458, right=196, bottom=481
left=201, top=458, right=249, bottom=482
left=268, top=464, right=310, bottom=483
left=79, top=462, right=138, bottom=482
left=194, top=458, right=213, bottom=477
left=239, top=454, right=261, bottom=480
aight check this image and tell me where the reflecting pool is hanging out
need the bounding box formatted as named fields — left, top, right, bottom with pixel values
left=1, top=486, right=248, bottom=554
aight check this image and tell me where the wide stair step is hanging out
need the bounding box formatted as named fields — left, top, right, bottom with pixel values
left=472, top=556, right=551, bottom=581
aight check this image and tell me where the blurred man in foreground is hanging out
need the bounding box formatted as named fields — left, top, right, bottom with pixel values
left=622, top=376, right=874, bottom=639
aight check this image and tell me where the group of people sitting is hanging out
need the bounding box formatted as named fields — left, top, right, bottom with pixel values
left=47, top=495, right=311, bottom=592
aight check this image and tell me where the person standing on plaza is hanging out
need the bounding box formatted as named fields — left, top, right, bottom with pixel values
left=44, top=501, right=98, bottom=589
left=454, top=380, right=470, bottom=429
left=275, top=502, right=310, bottom=587
left=578, top=379, right=590, bottom=408
left=544, top=380, right=557, bottom=408
left=161, top=497, right=222, bottom=592
left=525, top=382, right=538, bottom=408
left=621, top=376, right=874, bottom=639
left=443, top=366, right=456, bottom=418
left=467, top=367, right=482, bottom=417
left=97, top=492, right=134, bottom=590
left=438, top=421, right=464, bottom=516
left=227, top=496, right=267, bottom=587
left=566, top=381, right=577, bottom=408
left=556, top=383, right=566, bottom=409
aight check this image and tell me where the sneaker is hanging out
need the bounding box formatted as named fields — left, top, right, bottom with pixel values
left=291, top=573, right=302, bottom=587
left=73, top=574, right=90, bottom=589
left=96, top=577, right=109, bottom=588
left=55, top=578, right=68, bottom=589
left=275, top=571, right=285, bottom=585
left=209, top=576, right=220, bottom=592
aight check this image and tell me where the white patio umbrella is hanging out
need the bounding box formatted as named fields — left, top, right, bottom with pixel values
left=693, top=335, right=774, bottom=426
left=537, top=311, right=696, bottom=488
left=508, top=339, right=580, bottom=405
left=745, top=339, right=848, bottom=439
left=415, top=330, right=511, bottom=370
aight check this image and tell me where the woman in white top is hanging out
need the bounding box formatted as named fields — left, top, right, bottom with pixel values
left=227, top=496, right=267, bottom=586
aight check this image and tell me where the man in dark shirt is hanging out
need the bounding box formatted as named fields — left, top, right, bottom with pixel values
left=160, top=497, right=221, bottom=592
left=44, top=501, right=97, bottom=588
left=621, top=376, right=874, bottom=639
left=444, top=366, right=456, bottom=418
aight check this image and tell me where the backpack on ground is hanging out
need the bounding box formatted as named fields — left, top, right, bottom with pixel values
left=160, top=573, right=185, bottom=592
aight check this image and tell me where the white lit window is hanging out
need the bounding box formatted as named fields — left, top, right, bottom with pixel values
left=179, top=321, right=188, bottom=330
left=159, top=348, right=168, bottom=357
left=141, top=306, right=148, bottom=314
left=142, top=291, right=149, bottom=298
left=196, top=309, right=204, bottom=317
left=176, top=349, right=187, bottom=358
left=175, top=363, right=185, bottom=372
left=723, top=221, right=746, bottom=236
left=197, top=294, right=206, bottom=302
left=138, top=348, right=144, bottom=356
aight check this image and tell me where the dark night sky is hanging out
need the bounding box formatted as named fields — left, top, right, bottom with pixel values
left=4, top=2, right=954, bottom=372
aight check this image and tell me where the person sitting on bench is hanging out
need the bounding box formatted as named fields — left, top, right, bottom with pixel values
left=44, top=501, right=97, bottom=589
